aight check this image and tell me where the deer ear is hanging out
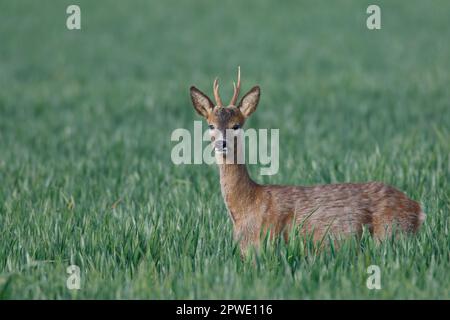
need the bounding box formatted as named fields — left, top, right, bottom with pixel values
left=190, top=86, right=214, bottom=118
left=238, top=86, right=260, bottom=118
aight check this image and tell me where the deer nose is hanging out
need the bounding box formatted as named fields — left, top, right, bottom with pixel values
left=215, top=140, right=227, bottom=150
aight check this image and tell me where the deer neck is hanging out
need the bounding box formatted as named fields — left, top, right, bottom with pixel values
left=218, top=160, right=258, bottom=224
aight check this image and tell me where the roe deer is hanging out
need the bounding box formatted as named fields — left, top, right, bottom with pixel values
left=190, top=67, right=426, bottom=256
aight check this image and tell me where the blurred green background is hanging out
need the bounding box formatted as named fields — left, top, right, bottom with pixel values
left=0, top=0, right=449, bottom=299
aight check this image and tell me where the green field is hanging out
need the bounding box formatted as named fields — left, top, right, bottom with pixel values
left=0, top=0, right=449, bottom=299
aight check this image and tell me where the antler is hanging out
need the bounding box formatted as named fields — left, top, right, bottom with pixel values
left=213, top=66, right=241, bottom=107
left=229, top=66, right=241, bottom=106
left=213, top=78, right=223, bottom=107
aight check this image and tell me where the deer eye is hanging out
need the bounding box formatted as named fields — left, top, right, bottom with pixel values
left=232, top=124, right=241, bottom=130
left=208, top=124, right=215, bottom=130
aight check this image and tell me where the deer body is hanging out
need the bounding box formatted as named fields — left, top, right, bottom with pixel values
left=190, top=68, right=425, bottom=256
left=220, top=162, right=424, bottom=254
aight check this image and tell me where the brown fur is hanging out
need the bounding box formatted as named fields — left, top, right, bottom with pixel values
left=190, top=75, right=425, bottom=256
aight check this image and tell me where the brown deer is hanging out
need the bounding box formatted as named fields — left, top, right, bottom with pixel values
left=189, top=67, right=426, bottom=256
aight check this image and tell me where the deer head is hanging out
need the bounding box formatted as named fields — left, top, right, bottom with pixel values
left=190, top=67, right=260, bottom=157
